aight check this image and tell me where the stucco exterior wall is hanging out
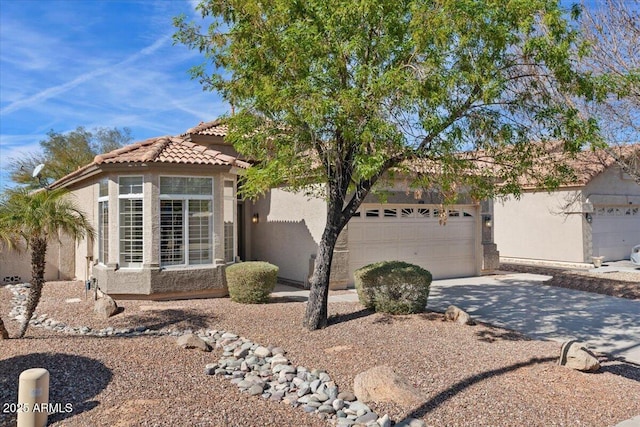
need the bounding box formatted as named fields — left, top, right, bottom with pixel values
left=585, top=165, right=640, bottom=198
left=250, top=187, right=327, bottom=284
left=583, top=166, right=640, bottom=261
left=69, top=181, right=97, bottom=281
left=0, top=236, right=74, bottom=284
left=494, top=189, right=585, bottom=263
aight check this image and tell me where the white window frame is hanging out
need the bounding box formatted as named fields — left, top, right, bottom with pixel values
left=159, top=176, right=214, bottom=267
left=223, top=179, right=236, bottom=263
left=98, top=178, right=109, bottom=265
left=118, top=176, right=144, bottom=268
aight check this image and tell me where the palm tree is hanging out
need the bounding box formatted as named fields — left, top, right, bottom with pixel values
left=0, top=188, right=94, bottom=338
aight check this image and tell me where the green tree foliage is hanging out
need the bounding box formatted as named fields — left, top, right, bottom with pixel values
left=175, top=0, right=599, bottom=330
left=0, top=188, right=94, bottom=338
left=9, top=126, right=132, bottom=188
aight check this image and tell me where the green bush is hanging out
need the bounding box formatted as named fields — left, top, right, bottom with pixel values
left=354, top=261, right=432, bottom=314
left=226, top=261, right=279, bottom=304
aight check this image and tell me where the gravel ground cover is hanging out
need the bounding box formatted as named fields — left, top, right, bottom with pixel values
left=1, top=280, right=639, bottom=427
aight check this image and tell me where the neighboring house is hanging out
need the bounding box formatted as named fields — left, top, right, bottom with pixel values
left=494, top=146, right=640, bottom=264
left=0, top=120, right=496, bottom=296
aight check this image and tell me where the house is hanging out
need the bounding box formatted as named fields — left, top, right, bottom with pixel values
left=0, top=120, right=495, bottom=297
left=29, top=122, right=250, bottom=299
left=494, top=146, right=640, bottom=265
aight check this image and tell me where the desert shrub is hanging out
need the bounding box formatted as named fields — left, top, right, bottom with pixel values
left=226, top=261, right=279, bottom=303
left=354, top=261, right=432, bottom=314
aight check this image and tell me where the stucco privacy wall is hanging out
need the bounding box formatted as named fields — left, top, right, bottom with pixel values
left=0, top=233, right=75, bottom=284
left=494, top=189, right=585, bottom=263
left=250, top=187, right=327, bottom=284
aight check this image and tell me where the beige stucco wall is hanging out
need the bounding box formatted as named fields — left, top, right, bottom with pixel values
left=250, top=187, right=327, bottom=284
left=69, top=181, right=98, bottom=281
left=0, top=192, right=80, bottom=285
left=494, top=189, right=586, bottom=263
left=583, top=166, right=640, bottom=261
left=0, top=235, right=75, bottom=284
left=584, top=166, right=640, bottom=201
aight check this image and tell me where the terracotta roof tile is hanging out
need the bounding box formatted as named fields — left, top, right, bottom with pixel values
left=50, top=135, right=249, bottom=189
left=92, top=136, right=248, bottom=167
left=181, top=120, right=229, bottom=137
left=405, top=143, right=639, bottom=188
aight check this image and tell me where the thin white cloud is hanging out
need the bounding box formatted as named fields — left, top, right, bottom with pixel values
left=1, top=34, right=171, bottom=116
left=0, top=137, right=43, bottom=168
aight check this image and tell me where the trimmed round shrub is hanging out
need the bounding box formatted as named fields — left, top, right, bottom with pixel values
left=226, top=261, right=279, bottom=304
left=354, top=261, right=432, bottom=314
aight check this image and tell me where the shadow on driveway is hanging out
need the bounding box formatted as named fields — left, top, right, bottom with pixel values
left=428, top=276, right=640, bottom=363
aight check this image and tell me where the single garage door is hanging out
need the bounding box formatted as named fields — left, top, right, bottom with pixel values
left=592, top=205, right=640, bottom=261
left=347, top=204, right=479, bottom=281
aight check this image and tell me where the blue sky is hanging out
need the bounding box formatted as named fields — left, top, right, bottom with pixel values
left=0, top=0, right=224, bottom=189
left=0, top=0, right=601, bottom=191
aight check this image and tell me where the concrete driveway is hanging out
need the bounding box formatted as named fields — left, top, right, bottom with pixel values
left=274, top=272, right=640, bottom=364
left=427, top=273, right=640, bottom=365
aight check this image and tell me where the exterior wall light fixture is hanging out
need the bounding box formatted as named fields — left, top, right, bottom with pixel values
left=483, top=215, right=492, bottom=228
left=252, top=213, right=259, bottom=224
left=585, top=212, right=592, bottom=223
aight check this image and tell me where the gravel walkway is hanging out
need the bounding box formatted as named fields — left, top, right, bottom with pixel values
left=1, top=281, right=639, bottom=427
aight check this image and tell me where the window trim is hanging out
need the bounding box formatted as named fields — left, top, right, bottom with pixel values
left=223, top=178, right=236, bottom=263
left=97, top=183, right=109, bottom=265
left=118, top=176, right=144, bottom=269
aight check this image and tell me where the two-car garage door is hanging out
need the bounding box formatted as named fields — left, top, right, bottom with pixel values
left=592, top=205, right=640, bottom=261
left=347, top=204, right=479, bottom=281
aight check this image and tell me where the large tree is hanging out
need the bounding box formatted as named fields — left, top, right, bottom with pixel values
left=175, top=0, right=598, bottom=330
left=578, top=0, right=640, bottom=182
left=9, top=126, right=132, bottom=188
left=0, top=188, right=94, bottom=338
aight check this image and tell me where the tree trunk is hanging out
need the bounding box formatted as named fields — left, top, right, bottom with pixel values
left=304, top=214, right=343, bottom=330
left=0, top=316, right=9, bottom=339
left=18, top=237, right=47, bottom=338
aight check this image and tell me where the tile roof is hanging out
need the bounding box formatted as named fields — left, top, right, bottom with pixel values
left=93, top=136, right=247, bottom=167
left=181, top=120, right=229, bottom=137
left=405, top=143, right=639, bottom=188
left=50, top=135, right=249, bottom=189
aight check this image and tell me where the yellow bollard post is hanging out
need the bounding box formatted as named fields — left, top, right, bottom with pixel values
left=17, top=368, right=49, bottom=427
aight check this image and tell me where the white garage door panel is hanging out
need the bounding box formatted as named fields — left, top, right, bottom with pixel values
left=348, top=204, right=478, bottom=281
left=592, top=205, right=640, bottom=261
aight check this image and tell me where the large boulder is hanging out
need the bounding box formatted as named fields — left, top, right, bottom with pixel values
left=94, top=294, right=118, bottom=320
left=353, top=365, right=423, bottom=406
left=177, top=333, right=212, bottom=352
left=444, top=305, right=474, bottom=325
left=558, top=341, right=600, bottom=372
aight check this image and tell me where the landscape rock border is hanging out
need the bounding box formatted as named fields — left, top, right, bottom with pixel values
left=6, top=283, right=426, bottom=426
